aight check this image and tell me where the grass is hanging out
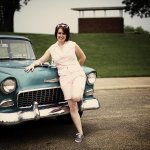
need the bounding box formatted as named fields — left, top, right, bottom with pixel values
left=1, top=32, right=150, bottom=77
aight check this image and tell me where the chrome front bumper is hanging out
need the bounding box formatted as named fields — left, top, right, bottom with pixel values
left=0, top=98, right=100, bottom=125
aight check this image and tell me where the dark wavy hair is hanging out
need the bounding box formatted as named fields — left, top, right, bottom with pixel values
left=55, top=23, right=70, bottom=41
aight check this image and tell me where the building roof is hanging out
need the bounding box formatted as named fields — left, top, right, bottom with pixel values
left=71, top=6, right=126, bottom=11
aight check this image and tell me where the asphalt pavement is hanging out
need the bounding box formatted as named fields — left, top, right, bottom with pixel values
left=95, top=77, right=150, bottom=90
left=1, top=88, right=149, bottom=150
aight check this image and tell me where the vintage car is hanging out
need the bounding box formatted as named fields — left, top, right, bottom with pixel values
left=0, top=35, right=100, bottom=125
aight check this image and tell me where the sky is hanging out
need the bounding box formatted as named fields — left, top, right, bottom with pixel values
left=14, top=0, right=150, bottom=34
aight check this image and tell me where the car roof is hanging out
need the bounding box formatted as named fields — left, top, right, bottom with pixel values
left=0, top=35, right=30, bottom=41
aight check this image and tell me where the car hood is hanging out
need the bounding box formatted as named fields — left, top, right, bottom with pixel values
left=0, top=60, right=95, bottom=91
left=0, top=61, right=59, bottom=91
left=0, top=60, right=34, bottom=67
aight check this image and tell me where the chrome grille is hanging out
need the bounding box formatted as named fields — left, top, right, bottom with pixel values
left=17, top=88, right=64, bottom=108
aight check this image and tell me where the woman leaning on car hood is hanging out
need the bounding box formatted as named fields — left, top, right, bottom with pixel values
left=24, top=23, right=86, bottom=143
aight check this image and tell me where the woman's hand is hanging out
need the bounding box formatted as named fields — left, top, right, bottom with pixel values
left=24, top=48, right=51, bottom=72
left=24, top=64, right=35, bottom=72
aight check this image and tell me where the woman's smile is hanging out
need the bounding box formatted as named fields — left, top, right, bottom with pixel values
left=57, top=28, right=66, bottom=43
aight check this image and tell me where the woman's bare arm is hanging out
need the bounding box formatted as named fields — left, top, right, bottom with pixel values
left=25, top=49, right=51, bottom=72
left=75, top=44, right=86, bottom=66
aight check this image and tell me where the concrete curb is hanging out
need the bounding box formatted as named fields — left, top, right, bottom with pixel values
left=94, top=77, right=150, bottom=90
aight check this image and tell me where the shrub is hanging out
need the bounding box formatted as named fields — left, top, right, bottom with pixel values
left=135, top=26, right=149, bottom=34
left=124, top=25, right=149, bottom=34
left=124, top=25, right=135, bottom=33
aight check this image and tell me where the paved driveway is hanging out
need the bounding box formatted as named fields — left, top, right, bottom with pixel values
left=0, top=88, right=150, bottom=150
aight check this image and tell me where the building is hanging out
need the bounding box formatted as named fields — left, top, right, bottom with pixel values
left=71, top=6, right=125, bottom=33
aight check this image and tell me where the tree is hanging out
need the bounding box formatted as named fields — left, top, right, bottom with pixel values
left=122, top=0, right=150, bottom=18
left=0, top=0, right=31, bottom=32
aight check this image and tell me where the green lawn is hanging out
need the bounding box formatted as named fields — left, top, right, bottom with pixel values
left=1, top=32, right=150, bottom=77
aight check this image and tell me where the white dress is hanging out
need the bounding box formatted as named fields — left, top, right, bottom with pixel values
left=48, top=41, right=86, bottom=100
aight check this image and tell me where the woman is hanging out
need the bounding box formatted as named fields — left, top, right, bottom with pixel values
left=25, top=23, right=86, bottom=143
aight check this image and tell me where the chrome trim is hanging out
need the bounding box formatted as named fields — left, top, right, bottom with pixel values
left=17, top=86, right=64, bottom=108
left=0, top=99, right=14, bottom=107
left=0, top=98, right=100, bottom=125
left=85, top=89, right=94, bottom=96
left=17, top=86, right=61, bottom=94
left=0, top=78, right=16, bottom=94
left=0, top=102, right=69, bottom=125
left=44, top=78, right=59, bottom=83
left=18, top=101, right=68, bottom=109
left=81, top=98, right=100, bottom=110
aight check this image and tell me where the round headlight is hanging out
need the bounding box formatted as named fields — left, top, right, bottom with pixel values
left=87, top=72, right=96, bottom=85
left=1, top=79, right=16, bottom=94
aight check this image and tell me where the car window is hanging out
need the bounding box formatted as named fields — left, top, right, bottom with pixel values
left=10, top=42, right=31, bottom=58
left=0, top=44, right=8, bottom=58
left=0, top=39, right=36, bottom=60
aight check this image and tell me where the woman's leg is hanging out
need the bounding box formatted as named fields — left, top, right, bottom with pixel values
left=67, top=100, right=83, bottom=135
left=72, top=76, right=86, bottom=102
left=59, top=74, right=86, bottom=142
left=67, top=75, right=86, bottom=134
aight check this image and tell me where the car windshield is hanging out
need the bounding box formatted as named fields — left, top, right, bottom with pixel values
left=0, top=39, right=36, bottom=60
